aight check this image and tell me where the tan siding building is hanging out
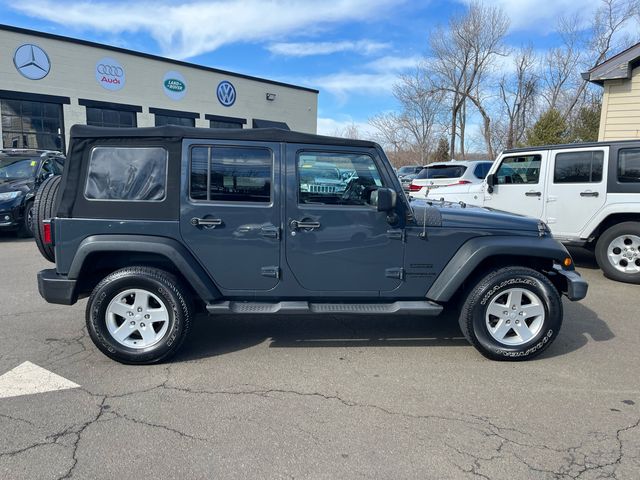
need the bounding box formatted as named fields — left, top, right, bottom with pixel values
left=0, top=24, right=318, bottom=152
left=583, top=43, right=640, bottom=141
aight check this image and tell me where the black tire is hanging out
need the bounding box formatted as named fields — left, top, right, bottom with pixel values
left=86, top=267, right=192, bottom=364
left=595, top=222, right=640, bottom=284
left=33, top=175, right=61, bottom=262
left=16, top=200, right=34, bottom=238
left=458, top=267, right=563, bottom=361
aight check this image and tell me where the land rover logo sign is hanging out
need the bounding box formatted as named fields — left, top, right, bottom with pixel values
left=163, top=71, right=186, bottom=100
left=96, top=57, right=125, bottom=91
left=13, top=44, right=51, bottom=80
left=217, top=81, right=236, bottom=107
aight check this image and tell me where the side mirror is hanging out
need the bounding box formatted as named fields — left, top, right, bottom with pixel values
left=486, top=173, right=496, bottom=193
left=371, top=187, right=397, bottom=212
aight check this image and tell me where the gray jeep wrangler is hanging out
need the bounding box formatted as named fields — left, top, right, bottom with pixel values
left=35, top=125, right=587, bottom=364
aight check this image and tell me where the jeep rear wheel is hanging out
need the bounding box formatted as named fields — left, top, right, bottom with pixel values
left=595, top=222, right=640, bottom=284
left=33, top=175, right=61, bottom=262
left=459, top=267, right=562, bottom=361
left=86, top=267, right=192, bottom=364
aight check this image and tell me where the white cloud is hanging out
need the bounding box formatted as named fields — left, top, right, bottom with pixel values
left=267, top=40, right=390, bottom=57
left=309, top=54, right=422, bottom=100
left=317, top=116, right=377, bottom=138
left=10, top=0, right=403, bottom=59
left=465, top=0, right=602, bottom=32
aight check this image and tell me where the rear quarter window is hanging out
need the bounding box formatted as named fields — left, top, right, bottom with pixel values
left=618, top=148, right=640, bottom=183
left=85, top=147, right=168, bottom=201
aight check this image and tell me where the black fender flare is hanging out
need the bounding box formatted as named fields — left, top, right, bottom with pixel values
left=68, top=235, right=222, bottom=303
left=426, top=235, right=571, bottom=302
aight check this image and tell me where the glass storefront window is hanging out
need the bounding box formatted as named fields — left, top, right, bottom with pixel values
left=1, top=99, right=65, bottom=151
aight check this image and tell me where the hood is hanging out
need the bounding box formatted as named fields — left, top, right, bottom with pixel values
left=411, top=199, right=540, bottom=232
left=0, top=177, right=34, bottom=194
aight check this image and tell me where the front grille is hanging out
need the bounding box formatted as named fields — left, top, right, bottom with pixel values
left=309, top=185, right=337, bottom=193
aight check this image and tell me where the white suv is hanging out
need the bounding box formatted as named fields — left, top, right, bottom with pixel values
left=409, top=160, right=493, bottom=199
left=425, top=142, right=640, bottom=284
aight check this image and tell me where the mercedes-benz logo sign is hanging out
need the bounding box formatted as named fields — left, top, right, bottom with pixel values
left=13, top=44, right=51, bottom=80
left=217, top=81, right=236, bottom=107
left=96, top=57, right=125, bottom=91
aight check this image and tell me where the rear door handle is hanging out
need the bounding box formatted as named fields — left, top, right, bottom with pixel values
left=290, top=219, right=321, bottom=231
left=191, top=217, right=223, bottom=228
left=525, top=191, right=542, bottom=197
left=580, top=191, right=599, bottom=197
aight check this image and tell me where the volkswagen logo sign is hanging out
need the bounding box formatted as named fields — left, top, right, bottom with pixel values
left=217, top=81, right=236, bottom=107
left=96, top=57, right=125, bottom=91
left=13, top=44, right=51, bottom=80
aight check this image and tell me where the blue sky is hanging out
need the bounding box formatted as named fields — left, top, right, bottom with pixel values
left=0, top=0, right=613, bottom=135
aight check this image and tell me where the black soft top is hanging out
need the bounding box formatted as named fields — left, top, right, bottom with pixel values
left=69, top=125, right=379, bottom=148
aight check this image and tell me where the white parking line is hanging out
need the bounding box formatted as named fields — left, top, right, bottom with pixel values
left=0, top=361, right=79, bottom=399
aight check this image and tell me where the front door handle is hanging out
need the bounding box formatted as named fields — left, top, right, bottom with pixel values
left=290, top=219, right=321, bottom=231
left=580, top=191, right=599, bottom=197
left=191, top=217, right=223, bottom=228
left=525, top=191, right=542, bottom=197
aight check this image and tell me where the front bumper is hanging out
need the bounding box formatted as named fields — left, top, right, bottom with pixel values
left=553, top=265, right=588, bottom=301
left=37, top=269, right=78, bottom=305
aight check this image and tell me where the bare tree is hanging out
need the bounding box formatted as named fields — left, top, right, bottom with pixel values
left=369, top=112, right=409, bottom=154
left=430, top=1, right=509, bottom=158
left=393, top=66, right=446, bottom=164
left=499, top=47, right=539, bottom=149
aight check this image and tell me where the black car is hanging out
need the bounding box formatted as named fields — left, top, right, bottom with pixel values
left=0, top=149, right=65, bottom=237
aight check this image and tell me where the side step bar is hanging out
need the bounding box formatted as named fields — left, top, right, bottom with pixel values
left=206, top=300, right=443, bottom=316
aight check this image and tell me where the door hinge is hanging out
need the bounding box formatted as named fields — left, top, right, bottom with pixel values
left=385, top=267, right=405, bottom=280
left=260, top=226, right=280, bottom=239
left=387, top=229, right=405, bottom=241
left=261, top=266, right=280, bottom=279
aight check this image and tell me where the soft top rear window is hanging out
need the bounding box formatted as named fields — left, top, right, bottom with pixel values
left=417, top=165, right=467, bottom=179
left=85, top=147, right=167, bottom=201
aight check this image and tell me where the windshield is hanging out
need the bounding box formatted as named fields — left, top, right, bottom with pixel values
left=300, top=166, right=341, bottom=181
left=417, top=165, right=467, bottom=179
left=0, top=157, right=39, bottom=179
left=398, top=166, right=419, bottom=174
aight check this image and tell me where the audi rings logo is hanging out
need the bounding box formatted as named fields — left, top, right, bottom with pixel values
left=96, top=64, right=123, bottom=77
left=217, top=81, right=236, bottom=107
left=96, top=57, right=125, bottom=91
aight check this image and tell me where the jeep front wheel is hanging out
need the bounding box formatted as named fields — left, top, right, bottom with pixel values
left=459, top=267, right=562, bottom=361
left=86, top=267, right=192, bottom=364
left=595, top=222, right=640, bottom=284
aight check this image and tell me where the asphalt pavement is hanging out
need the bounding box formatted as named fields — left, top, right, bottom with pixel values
left=0, top=235, right=638, bottom=479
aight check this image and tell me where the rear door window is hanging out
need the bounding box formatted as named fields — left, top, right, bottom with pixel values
left=190, top=146, right=273, bottom=203
left=85, top=147, right=167, bottom=201
left=554, top=151, right=603, bottom=183
left=618, top=148, right=640, bottom=183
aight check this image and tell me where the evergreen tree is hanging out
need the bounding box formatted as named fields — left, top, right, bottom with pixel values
left=526, top=109, right=567, bottom=146
left=568, top=102, right=601, bottom=142
left=433, top=137, right=450, bottom=163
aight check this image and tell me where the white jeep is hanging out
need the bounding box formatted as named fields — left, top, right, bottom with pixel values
left=425, top=141, right=640, bottom=284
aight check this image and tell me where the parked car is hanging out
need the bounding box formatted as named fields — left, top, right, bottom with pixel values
left=397, top=165, right=424, bottom=179
left=426, top=141, right=640, bottom=284
left=299, top=161, right=348, bottom=197
left=35, top=125, right=586, bottom=364
left=0, top=149, right=65, bottom=237
left=409, top=160, right=493, bottom=199
left=400, top=172, right=419, bottom=191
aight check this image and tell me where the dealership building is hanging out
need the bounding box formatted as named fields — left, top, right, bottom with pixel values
left=0, top=24, right=318, bottom=152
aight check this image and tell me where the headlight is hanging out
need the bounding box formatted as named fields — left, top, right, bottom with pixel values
left=0, top=191, right=21, bottom=201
